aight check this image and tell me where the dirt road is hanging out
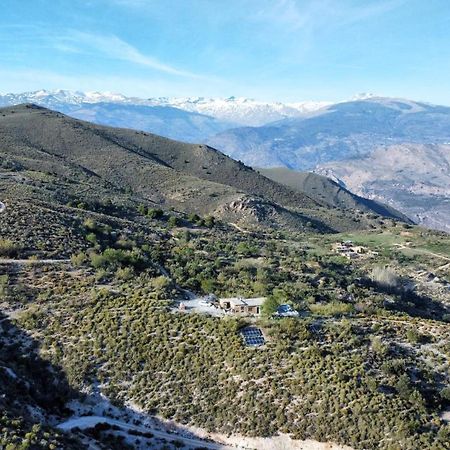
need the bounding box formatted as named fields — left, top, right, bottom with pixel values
left=58, top=416, right=237, bottom=449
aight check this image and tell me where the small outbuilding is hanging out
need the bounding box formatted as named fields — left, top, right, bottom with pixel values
left=219, top=297, right=266, bottom=315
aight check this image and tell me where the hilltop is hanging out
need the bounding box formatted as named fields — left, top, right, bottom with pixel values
left=258, top=168, right=411, bottom=221
left=0, top=104, right=408, bottom=233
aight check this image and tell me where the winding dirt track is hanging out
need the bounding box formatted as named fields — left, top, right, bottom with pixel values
left=57, top=416, right=236, bottom=449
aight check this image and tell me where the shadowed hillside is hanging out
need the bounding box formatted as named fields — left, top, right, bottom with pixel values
left=0, top=104, right=408, bottom=232
left=258, top=168, right=411, bottom=222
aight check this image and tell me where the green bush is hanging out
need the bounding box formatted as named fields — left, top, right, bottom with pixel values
left=147, top=208, right=164, bottom=219
left=168, top=216, right=181, bottom=228
left=309, top=301, right=354, bottom=316
left=0, top=239, right=21, bottom=257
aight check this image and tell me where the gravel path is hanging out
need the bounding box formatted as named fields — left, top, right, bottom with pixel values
left=0, top=258, right=71, bottom=265
left=57, top=416, right=235, bottom=449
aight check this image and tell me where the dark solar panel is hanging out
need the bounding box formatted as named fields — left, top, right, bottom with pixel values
left=240, top=327, right=265, bottom=347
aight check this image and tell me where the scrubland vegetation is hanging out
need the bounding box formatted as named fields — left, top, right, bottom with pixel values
left=1, top=203, right=449, bottom=450
left=0, top=106, right=448, bottom=449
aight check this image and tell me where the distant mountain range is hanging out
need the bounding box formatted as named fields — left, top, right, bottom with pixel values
left=1, top=90, right=449, bottom=231
left=0, top=89, right=329, bottom=132
left=207, top=97, right=450, bottom=232
left=0, top=90, right=236, bottom=143
left=150, top=96, right=330, bottom=126
left=208, top=97, right=450, bottom=168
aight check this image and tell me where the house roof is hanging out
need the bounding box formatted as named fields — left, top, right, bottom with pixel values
left=229, top=298, right=246, bottom=307
left=223, top=297, right=266, bottom=308
left=243, top=297, right=265, bottom=307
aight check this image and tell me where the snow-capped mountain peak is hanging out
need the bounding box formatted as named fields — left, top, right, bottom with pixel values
left=3, top=89, right=430, bottom=128
left=145, top=96, right=331, bottom=126
left=0, top=90, right=333, bottom=126
left=351, top=92, right=378, bottom=101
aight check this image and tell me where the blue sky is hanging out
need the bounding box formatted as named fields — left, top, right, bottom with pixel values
left=1, top=0, right=450, bottom=103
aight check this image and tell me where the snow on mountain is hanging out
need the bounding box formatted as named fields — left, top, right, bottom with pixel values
left=0, top=90, right=331, bottom=126
left=0, top=90, right=236, bottom=143
left=0, top=89, right=135, bottom=108
left=144, top=96, right=332, bottom=126
left=351, top=92, right=378, bottom=101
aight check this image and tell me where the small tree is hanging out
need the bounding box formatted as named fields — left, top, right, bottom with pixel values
left=137, top=204, right=147, bottom=215
left=168, top=216, right=180, bottom=228
left=204, top=216, right=215, bottom=228
left=200, top=277, right=216, bottom=293
left=188, top=213, right=201, bottom=224
left=71, top=252, right=87, bottom=267
left=0, top=239, right=21, bottom=257
left=262, top=296, right=280, bottom=317
left=86, top=233, right=98, bottom=245
left=83, top=218, right=98, bottom=231
left=115, top=266, right=134, bottom=281
left=147, top=208, right=164, bottom=219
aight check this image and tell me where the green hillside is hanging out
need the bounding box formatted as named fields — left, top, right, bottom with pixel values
left=0, top=104, right=449, bottom=450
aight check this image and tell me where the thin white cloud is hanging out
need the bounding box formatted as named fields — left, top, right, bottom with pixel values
left=335, top=0, right=409, bottom=27
left=249, top=0, right=409, bottom=65
left=62, top=31, right=199, bottom=78
left=0, top=24, right=203, bottom=79
left=255, top=0, right=408, bottom=31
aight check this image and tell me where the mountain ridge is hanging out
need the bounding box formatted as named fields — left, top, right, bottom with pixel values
left=258, top=168, right=412, bottom=222
left=0, top=89, right=331, bottom=127
left=0, top=103, right=409, bottom=233
left=207, top=97, right=450, bottom=231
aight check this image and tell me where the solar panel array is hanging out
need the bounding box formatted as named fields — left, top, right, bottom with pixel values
left=240, top=327, right=265, bottom=347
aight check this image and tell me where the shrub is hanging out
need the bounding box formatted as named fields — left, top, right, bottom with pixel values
left=90, top=252, right=107, bottom=268
left=0, top=274, right=8, bottom=295
left=83, top=218, right=98, bottom=231
left=0, top=239, right=21, bottom=257
left=168, top=216, right=181, bottom=228
left=371, top=336, right=389, bottom=356
left=371, top=266, right=400, bottom=292
left=86, top=233, right=98, bottom=245
left=204, top=216, right=215, bottom=228
left=116, top=267, right=134, bottom=281
left=147, top=208, right=164, bottom=219
left=188, top=213, right=201, bottom=223
left=309, top=301, right=354, bottom=316
left=406, top=329, right=428, bottom=344
left=440, top=387, right=450, bottom=401
left=71, top=252, right=87, bottom=267
left=137, top=205, right=147, bottom=215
